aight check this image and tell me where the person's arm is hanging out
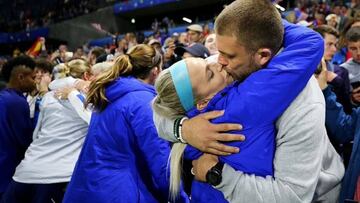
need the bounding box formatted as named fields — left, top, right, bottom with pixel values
left=323, top=86, right=356, bottom=143
left=195, top=78, right=340, bottom=202
left=8, top=98, right=33, bottom=150
left=68, top=90, right=91, bottom=124
left=184, top=20, right=323, bottom=154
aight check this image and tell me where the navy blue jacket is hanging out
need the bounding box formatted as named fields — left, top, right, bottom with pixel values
left=323, top=87, right=360, bottom=202
left=63, top=77, right=188, bottom=203
left=0, top=89, right=32, bottom=193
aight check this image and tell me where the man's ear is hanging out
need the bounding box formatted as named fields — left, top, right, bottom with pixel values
left=254, top=48, right=272, bottom=66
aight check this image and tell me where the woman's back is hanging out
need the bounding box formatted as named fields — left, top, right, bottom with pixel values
left=13, top=77, right=88, bottom=184
left=64, top=77, right=178, bottom=203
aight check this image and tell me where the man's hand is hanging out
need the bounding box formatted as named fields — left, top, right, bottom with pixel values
left=315, top=58, right=328, bottom=90
left=182, top=110, right=244, bottom=155
left=192, top=153, right=219, bottom=182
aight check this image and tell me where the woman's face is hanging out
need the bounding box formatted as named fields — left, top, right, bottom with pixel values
left=186, top=58, right=233, bottom=105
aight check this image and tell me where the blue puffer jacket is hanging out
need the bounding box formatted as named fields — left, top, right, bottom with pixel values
left=185, top=21, right=324, bottom=203
left=63, top=77, right=189, bottom=203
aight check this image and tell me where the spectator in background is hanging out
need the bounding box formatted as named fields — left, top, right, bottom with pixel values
left=333, top=17, right=360, bottom=65
left=175, top=43, right=210, bottom=59
left=186, top=24, right=204, bottom=45
left=1, top=59, right=91, bottom=203
left=204, top=33, right=218, bottom=55
left=88, top=47, right=106, bottom=66
left=73, top=47, right=85, bottom=59
left=340, top=27, right=360, bottom=105
left=0, top=56, right=36, bottom=200
left=26, top=59, right=53, bottom=127
left=326, top=14, right=339, bottom=29
left=163, top=38, right=179, bottom=69
left=316, top=60, right=360, bottom=203
left=178, top=32, right=189, bottom=46
left=148, top=39, right=163, bottom=54
left=314, top=25, right=352, bottom=114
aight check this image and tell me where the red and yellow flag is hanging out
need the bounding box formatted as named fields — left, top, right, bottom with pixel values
left=26, top=37, right=43, bottom=57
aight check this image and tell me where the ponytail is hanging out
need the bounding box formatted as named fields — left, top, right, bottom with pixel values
left=86, top=44, right=160, bottom=112
left=86, top=54, right=132, bottom=111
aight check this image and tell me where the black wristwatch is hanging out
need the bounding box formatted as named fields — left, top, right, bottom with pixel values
left=206, top=162, right=224, bottom=186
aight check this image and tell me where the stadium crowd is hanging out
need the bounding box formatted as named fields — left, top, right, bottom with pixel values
left=1, top=0, right=360, bottom=202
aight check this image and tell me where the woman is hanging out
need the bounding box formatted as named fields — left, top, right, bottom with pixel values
left=1, top=59, right=92, bottom=203
left=63, top=44, right=188, bottom=203
left=153, top=20, right=323, bottom=202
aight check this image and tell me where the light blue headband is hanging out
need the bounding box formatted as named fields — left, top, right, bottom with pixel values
left=169, top=60, right=194, bottom=111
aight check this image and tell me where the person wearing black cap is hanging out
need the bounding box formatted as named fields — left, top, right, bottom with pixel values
left=175, top=43, right=210, bottom=59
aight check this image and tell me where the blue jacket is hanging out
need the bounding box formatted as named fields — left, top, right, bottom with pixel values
left=323, top=87, right=360, bottom=202
left=185, top=21, right=324, bottom=203
left=0, top=89, right=32, bottom=194
left=63, top=77, right=188, bottom=203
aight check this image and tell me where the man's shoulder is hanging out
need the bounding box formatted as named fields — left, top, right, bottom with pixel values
left=283, top=76, right=324, bottom=112
left=0, top=89, right=25, bottom=105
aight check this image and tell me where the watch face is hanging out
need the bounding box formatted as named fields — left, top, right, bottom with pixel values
left=206, top=169, right=222, bottom=186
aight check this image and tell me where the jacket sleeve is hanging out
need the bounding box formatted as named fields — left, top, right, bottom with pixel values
left=8, top=97, right=33, bottom=150
left=323, top=86, right=356, bottom=143
left=68, top=90, right=92, bottom=124
left=129, top=97, right=173, bottom=201
left=153, top=108, right=179, bottom=142
left=215, top=79, right=344, bottom=203
left=234, top=20, right=324, bottom=123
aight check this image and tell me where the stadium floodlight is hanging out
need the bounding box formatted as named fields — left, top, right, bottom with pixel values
left=274, top=3, right=285, bottom=12
left=182, top=17, right=192, bottom=24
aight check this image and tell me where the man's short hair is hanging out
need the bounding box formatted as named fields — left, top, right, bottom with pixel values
left=215, top=0, right=283, bottom=55
left=1, top=55, right=35, bottom=82
left=90, top=47, right=106, bottom=58
left=313, top=25, right=339, bottom=38
left=346, top=26, right=360, bottom=42
left=35, top=59, right=54, bottom=74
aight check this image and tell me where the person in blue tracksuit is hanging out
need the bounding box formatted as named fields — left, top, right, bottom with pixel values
left=63, top=44, right=189, bottom=203
left=153, top=20, right=323, bottom=203
left=0, top=56, right=36, bottom=200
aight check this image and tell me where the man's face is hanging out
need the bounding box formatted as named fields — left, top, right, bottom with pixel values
left=348, top=41, right=360, bottom=63
left=20, top=68, right=36, bottom=93
left=187, top=30, right=202, bottom=44
left=216, top=34, right=255, bottom=80
left=324, top=33, right=338, bottom=61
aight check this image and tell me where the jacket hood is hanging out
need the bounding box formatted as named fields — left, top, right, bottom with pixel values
left=48, top=77, right=77, bottom=91
left=105, top=76, right=156, bottom=102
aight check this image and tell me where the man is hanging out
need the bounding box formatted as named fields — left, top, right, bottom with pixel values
left=317, top=59, right=360, bottom=203
left=314, top=25, right=352, bottom=114
left=0, top=56, right=36, bottom=199
left=175, top=43, right=210, bottom=59
left=88, top=47, right=106, bottom=66
left=153, top=0, right=343, bottom=202
left=341, top=27, right=360, bottom=105
left=186, top=24, right=203, bottom=45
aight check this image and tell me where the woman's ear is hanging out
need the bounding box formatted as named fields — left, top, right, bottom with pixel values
left=254, top=48, right=272, bottom=66
left=83, top=71, right=92, bottom=81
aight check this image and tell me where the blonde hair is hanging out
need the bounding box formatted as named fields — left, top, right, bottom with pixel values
left=52, top=59, right=90, bottom=80
left=91, top=62, right=113, bottom=77
left=153, top=65, right=202, bottom=200
left=86, top=44, right=161, bottom=112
